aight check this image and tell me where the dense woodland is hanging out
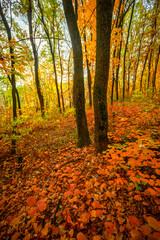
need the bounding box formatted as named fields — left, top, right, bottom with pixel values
left=0, top=0, right=160, bottom=239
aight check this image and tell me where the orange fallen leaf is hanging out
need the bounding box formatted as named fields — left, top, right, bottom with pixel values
left=92, top=201, right=101, bottom=208
left=81, top=212, right=90, bottom=224
left=52, top=225, right=59, bottom=235
left=77, top=232, right=88, bottom=240
left=27, top=196, right=36, bottom=206
left=130, top=229, right=140, bottom=239
left=147, top=216, right=160, bottom=231
left=128, top=216, right=140, bottom=227
left=105, top=222, right=114, bottom=234
left=140, top=224, right=151, bottom=236
left=28, top=207, right=38, bottom=217
left=134, top=195, right=142, bottom=201
left=90, top=210, right=103, bottom=218
left=37, top=199, right=47, bottom=211
left=92, top=235, right=102, bottom=240
left=64, top=191, right=72, bottom=198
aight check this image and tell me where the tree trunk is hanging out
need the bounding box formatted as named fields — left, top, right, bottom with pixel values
left=132, top=28, right=143, bottom=92
left=58, top=38, right=65, bottom=112
left=84, top=29, right=92, bottom=107
left=122, top=0, right=135, bottom=100
left=68, top=52, right=72, bottom=108
left=147, top=49, right=153, bottom=90
left=93, top=0, right=114, bottom=153
left=62, top=0, right=91, bottom=147
left=152, top=45, right=160, bottom=95
left=27, top=0, right=45, bottom=117
left=111, top=48, right=116, bottom=105
left=7, top=75, right=22, bottom=115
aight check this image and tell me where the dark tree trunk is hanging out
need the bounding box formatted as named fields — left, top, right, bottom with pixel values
left=84, top=29, right=92, bottom=107
left=93, top=0, right=114, bottom=153
left=27, top=0, right=45, bottom=117
left=68, top=52, right=72, bottom=108
left=132, top=29, right=143, bottom=92
left=127, top=57, right=131, bottom=95
left=115, top=31, right=122, bottom=101
left=122, top=0, right=135, bottom=100
left=147, top=49, right=153, bottom=90
left=58, top=38, right=65, bottom=112
left=62, top=0, right=91, bottom=147
left=0, top=3, right=17, bottom=153
left=7, top=75, right=22, bottom=115
left=152, top=45, right=160, bottom=95
left=38, top=0, right=61, bottom=113
left=140, top=51, right=149, bottom=92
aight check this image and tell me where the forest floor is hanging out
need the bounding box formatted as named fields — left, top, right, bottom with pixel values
left=0, top=97, right=160, bottom=240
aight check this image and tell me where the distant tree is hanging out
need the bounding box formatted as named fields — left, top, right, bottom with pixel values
left=27, top=0, right=45, bottom=117
left=62, top=0, right=91, bottom=148
left=93, top=0, right=114, bottom=153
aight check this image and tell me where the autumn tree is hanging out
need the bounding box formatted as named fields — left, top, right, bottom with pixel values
left=93, top=0, right=114, bottom=153
left=62, top=0, right=91, bottom=148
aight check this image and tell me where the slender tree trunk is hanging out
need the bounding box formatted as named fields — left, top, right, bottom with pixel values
left=115, top=33, right=122, bottom=101
left=27, top=0, right=45, bottom=117
left=111, top=69, right=115, bottom=105
left=68, top=52, right=72, bottom=108
left=58, top=39, right=65, bottom=112
left=127, top=58, right=131, bottom=95
left=152, top=45, right=160, bottom=95
left=132, top=29, right=143, bottom=92
left=140, top=51, right=148, bottom=92
left=38, top=0, right=61, bottom=113
left=147, top=49, right=153, bottom=90
left=93, top=0, right=114, bottom=153
left=84, top=29, right=92, bottom=107
left=122, top=0, right=135, bottom=100
left=8, top=75, right=22, bottom=115
left=111, top=49, right=116, bottom=104
left=63, top=0, right=91, bottom=147
left=0, top=3, right=17, bottom=153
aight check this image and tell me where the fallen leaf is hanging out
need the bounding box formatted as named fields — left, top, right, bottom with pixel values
left=77, top=232, right=88, bottom=240
left=27, top=196, right=36, bottom=206
left=81, top=212, right=90, bottom=224
left=147, top=216, right=160, bottom=231
left=37, top=199, right=47, bottom=211
left=128, top=216, right=140, bottom=227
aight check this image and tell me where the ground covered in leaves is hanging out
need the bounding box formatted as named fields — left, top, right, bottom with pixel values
left=0, top=98, right=160, bottom=240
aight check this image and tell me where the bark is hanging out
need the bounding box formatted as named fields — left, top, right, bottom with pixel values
left=38, top=0, right=61, bottom=113
left=115, top=30, right=123, bottom=101
left=122, top=0, right=135, bottom=100
left=111, top=49, right=116, bottom=105
left=127, top=56, right=131, bottom=95
left=140, top=51, right=149, bottom=92
left=7, top=75, right=22, bottom=115
left=27, top=0, right=45, bottom=117
left=93, top=0, right=114, bottom=153
left=63, top=0, right=91, bottom=147
left=147, top=49, right=153, bottom=89
left=67, top=52, right=72, bottom=108
left=132, top=29, right=143, bottom=92
left=152, top=45, right=160, bottom=95
left=58, top=39, right=65, bottom=112
left=84, top=29, right=92, bottom=107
